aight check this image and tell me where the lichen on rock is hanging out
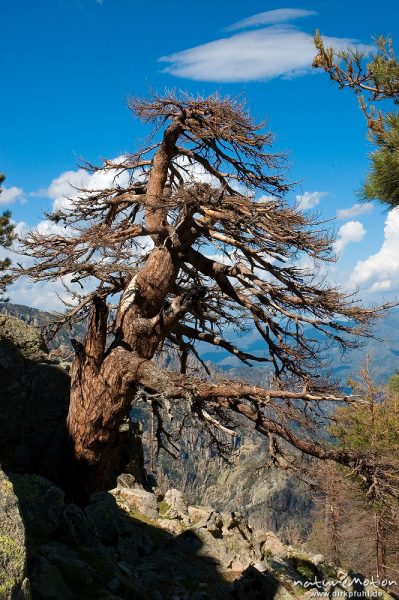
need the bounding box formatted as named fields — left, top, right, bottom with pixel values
left=0, top=469, right=29, bottom=600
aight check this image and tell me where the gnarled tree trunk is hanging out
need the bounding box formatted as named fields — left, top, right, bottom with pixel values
left=66, top=123, right=183, bottom=501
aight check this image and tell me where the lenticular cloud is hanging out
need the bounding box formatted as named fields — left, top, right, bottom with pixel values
left=159, top=10, right=369, bottom=83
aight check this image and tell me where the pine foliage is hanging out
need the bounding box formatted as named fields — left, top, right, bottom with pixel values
left=313, top=33, right=399, bottom=208
left=0, top=174, right=15, bottom=301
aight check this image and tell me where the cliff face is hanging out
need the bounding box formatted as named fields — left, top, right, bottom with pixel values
left=147, top=426, right=312, bottom=545
left=0, top=314, right=70, bottom=481
left=180, top=443, right=311, bottom=543
left=139, top=351, right=313, bottom=544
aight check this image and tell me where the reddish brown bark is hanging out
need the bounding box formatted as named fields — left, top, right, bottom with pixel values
left=65, top=256, right=178, bottom=499
left=65, top=121, right=187, bottom=500
left=66, top=298, right=134, bottom=500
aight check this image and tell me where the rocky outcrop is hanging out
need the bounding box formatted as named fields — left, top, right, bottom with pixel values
left=0, top=469, right=29, bottom=599
left=0, top=315, right=48, bottom=362
left=1, top=472, right=395, bottom=600
left=0, top=315, right=70, bottom=481
left=0, top=303, right=85, bottom=358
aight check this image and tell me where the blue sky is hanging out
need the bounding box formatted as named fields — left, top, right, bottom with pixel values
left=1, top=0, right=399, bottom=308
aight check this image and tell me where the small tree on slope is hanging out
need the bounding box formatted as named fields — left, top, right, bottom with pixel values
left=13, top=93, right=394, bottom=502
left=309, top=366, right=399, bottom=581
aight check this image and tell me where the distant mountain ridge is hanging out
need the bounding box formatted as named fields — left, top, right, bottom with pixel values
left=202, top=311, right=399, bottom=384
left=0, top=302, right=85, bottom=358
left=1, top=301, right=399, bottom=383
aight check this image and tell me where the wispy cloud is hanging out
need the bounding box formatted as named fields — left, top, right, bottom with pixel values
left=226, top=8, right=317, bottom=31
left=160, top=9, right=368, bottom=83
left=336, top=202, right=373, bottom=220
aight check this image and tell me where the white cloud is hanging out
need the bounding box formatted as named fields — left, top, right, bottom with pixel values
left=47, top=155, right=230, bottom=215
left=3, top=277, right=73, bottom=311
left=3, top=159, right=148, bottom=310
left=334, top=220, right=366, bottom=255
left=351, top=208, right=399, bottom=292
left=296, top=191, right=328, bottom=210
left=174, top=156, right=217, bottom=186
left=204, top=252, right=233, bottom=266
left=170, top=156, right=251, bottom=194
left=0, top=186, right=24, bottom=206
left=336, top=202, right=373, bottom=220
left=13, top=221, right=30, bottom=238
left=369, top=279, right=392, bottom=292
left=36, top=220, right=69, bottom=237
left=226, top=8, right=317, bottom=31
left=0, top=218, right=81, bottom=310
left=46, top=157, right=130, bottom=212
left=6, top=210, right=136, bottom=307
left=160, top=14, right=368, bottom=83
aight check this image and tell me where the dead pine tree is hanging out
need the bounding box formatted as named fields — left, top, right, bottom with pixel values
left=14, top=92, right=395, bottom=502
